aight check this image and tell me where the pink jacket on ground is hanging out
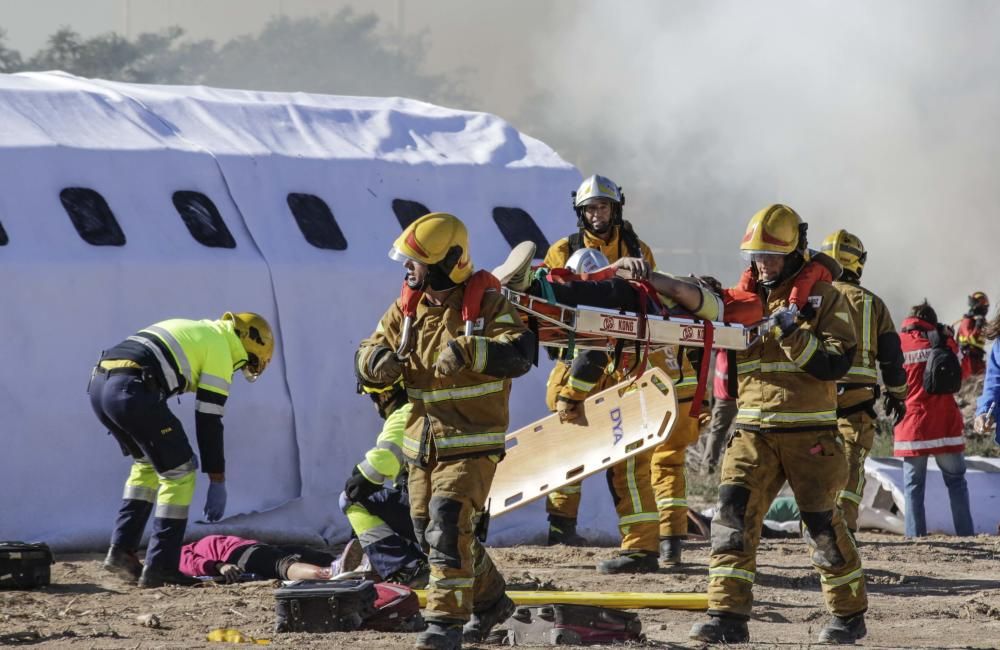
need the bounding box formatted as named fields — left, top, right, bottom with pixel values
left=180, top=535, right=258, bottom=577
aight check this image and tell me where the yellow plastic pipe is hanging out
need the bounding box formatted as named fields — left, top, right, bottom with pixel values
left=414, top=590, right=707, bottom=610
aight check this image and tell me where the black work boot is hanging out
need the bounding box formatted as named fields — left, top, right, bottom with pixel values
left=597, top=551, right=659, bottom=574
left=415, top=621, right=463, bottom=650
left=817, top=612, right=867, bottom=644
left=463, top=593, right=516, bottom=643
left=102, top=545, right=143, bottom=581
left=547, top=515, right=589, bottom=547
left=659, top=536, right=683, bottom=565
left=688, top=613, right=750, bottom=644
left=138, top=564, right=199, bottom=588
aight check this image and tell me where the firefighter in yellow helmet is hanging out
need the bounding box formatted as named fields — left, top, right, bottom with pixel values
left=821, top=229, right=908, bottom=533
left=356, top=213, right=535, bottom=650
left=89, top=312, right=273, bottom=587
left=690, top=205, right=868, bottom=645
left=541, top=176, right=657, bottom=549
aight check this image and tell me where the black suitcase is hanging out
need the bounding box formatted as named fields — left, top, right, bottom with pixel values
left=273, top=579, right=377, bottom=633
left=487, top=603, right=644, bottom=645
left=0, top=541, right=55, bottom=589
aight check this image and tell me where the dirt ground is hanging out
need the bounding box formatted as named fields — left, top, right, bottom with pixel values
left=2, top=534, right=998, bottom=649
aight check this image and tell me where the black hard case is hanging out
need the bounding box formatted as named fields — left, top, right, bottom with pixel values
left=273, top=579, right=377, bottom=633
left=0, top=542, right=55, bottom=589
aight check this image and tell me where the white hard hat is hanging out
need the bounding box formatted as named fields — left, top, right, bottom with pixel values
left=565, top=248, right=610, bottom=274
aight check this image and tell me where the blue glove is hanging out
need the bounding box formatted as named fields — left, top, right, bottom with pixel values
left=338, top=490, right=350, bottom=513
left=203, top=481, right=227, bottom=522
left=768, top=304, right=801, bottom=337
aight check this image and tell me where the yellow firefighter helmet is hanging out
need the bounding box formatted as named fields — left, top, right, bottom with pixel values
left=389, top=212, right=473, bottom=289
left=821, top=229, right=867, bottom=278
left=222, top=311, right=274, bottom=382
left=739, top=204, right=806, bottom=260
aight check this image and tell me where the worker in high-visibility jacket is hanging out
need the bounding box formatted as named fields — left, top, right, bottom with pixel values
left=356, top=213, right=535, bottom=650
left=689, top=205, right=868, bottom=646
left=89, top=313, right=273, bottom=588
left=340, top=375, right=429, bottom=587
left=541, top=174, right=657, bottom=548
left=821, top=229, right=908, bottom=533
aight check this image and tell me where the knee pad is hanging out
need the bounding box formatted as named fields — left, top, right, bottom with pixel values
left=800, top=510, right=846, bottom=570
left=711, top=484, right=750, bottom=554
left=425, top=496, right=464, bottom=569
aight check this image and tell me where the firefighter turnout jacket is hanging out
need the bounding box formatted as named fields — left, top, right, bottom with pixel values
left=543, top=225, right=656, bottom=271
left=101, top=318, right=247, bottom=474
left=832, top=279, right=908, bottom=409
left=543, top=224, right=658, bottom=406
left=357, top=285, right=534, bottom=463
left=735, top=279, right=857, bottom=432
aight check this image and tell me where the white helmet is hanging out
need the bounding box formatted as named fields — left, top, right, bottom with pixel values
left=565, top=248, right=610, bottom=274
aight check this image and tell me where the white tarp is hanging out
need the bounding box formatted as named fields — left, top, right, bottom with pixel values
left=861, top=456, right=1000, bottom=535
left=0, top=72, right=634, bottom=550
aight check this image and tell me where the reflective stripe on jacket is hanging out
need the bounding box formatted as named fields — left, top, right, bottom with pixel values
left=102, top=318, right=246, bottom=474
left=734, top=277, right=856, bottom=432
left=832, top=280, right=908, bottom=405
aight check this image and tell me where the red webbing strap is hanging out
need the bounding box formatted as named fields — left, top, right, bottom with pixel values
left=400, top=281, right=423, bottom=318
left=462, top=270, right=500, bottom=323
left=624, top=282, right=654, bottom=385
left=688, top=320, right=714, bottom=419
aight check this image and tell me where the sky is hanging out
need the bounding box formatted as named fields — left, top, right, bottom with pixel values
left=3, top=0, right=998, bottom=323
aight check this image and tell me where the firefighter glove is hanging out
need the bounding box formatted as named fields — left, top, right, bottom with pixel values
left=433, top=340, right=467, bottom=377
left=203, top=481, right=227, bottom=522
left=344, top=465, right=382, bottom=503
left=768, top=304, right=801, bottom=338
left=556, top=397, right=583, bottom=423
left=368, top=346, right=404, bottom=384
left=883, top=394, right=907, bottom=426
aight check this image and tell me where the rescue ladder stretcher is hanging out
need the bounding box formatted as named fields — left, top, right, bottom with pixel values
left=502, top=288, right=758, bottom=353
left=488, top=290, right=759, bottom=518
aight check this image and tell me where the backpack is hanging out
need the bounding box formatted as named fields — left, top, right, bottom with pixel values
left=362, top=582, right=424, bottom=632
left=923, top=328, right=962, bottom=395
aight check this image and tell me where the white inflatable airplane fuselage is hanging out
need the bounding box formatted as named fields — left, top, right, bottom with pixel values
left=0, top=72, right=654, bottom=549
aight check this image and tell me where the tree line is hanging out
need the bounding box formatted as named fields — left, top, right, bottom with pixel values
left=0, top=8, right=466, bottom=105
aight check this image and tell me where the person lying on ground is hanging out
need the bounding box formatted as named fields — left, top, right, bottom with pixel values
left=180, top=534, right=334, bottom=582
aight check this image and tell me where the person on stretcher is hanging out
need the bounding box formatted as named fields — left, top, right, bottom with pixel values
left=491, top=241, right=723, bottom=322
left=491, top=241, right=841, bottom=331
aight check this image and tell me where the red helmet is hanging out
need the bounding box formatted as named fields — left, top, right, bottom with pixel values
left=969, top=291, right=989, bottom=315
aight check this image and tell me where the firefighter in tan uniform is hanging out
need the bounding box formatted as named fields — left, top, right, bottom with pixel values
left=356, top=213, right=535, bottom=650
left=541, top=174, right=656, bottom=548
left=821, top=230, right=908, bottom=533
left=689, top=205, right=869, bottom=646
left=647, top=346, right=704, bottom=567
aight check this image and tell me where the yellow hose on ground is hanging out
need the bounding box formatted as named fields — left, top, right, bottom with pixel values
left=414, top=590, right=707, bottom=610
